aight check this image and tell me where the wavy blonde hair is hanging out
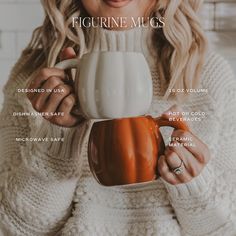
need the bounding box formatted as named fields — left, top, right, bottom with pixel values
left=22, top=0, right=207, bottom=100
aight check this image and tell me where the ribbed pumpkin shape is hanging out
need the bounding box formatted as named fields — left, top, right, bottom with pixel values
left=88, top=116, right=189, bottom=186
left=77, top=52, right=153, bottom=119
left=55, top=52, right=152, bottom=119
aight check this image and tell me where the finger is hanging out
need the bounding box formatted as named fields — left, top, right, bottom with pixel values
left=42, top=85, right=73, bottom=119
left=28, top=68, right=65, bottom=92
left=165, top=149, right=192, bottom=183
left=30, top=76, right=64, bottom=111
left=53, top=94, right=78, bottom=127
left=172, top=130, right=210, bottom=164
left=58, top=93, right=76, bottom=114
left=158, top=155, right=179, bottom=185
left=167, top=143, right=202, bottom=178
left=60, top=47, right=76, bottom=61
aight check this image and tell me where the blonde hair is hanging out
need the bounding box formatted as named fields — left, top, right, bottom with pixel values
left=22, top=0, right=207, bottom=100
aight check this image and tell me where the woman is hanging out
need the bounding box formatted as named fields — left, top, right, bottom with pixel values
left=0, top=0, right=236, bottom=235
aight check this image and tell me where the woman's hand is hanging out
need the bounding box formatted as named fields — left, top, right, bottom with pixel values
left=158, top=106, right=211, bottom=185
left=27, top=47, right=84, bottom=127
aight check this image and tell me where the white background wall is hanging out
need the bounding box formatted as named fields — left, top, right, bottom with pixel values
left=0, top=0, right=236, bottom=109
left=0, top=0, right=43, bottom=108
left=202, top=0, right=236, bottom=74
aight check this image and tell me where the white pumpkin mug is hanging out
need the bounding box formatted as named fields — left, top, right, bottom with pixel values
left=55, top=51, right=153, bottom=119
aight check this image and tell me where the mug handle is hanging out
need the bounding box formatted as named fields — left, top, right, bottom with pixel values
left=54, top=58, right=78, bottom=70
left=154, top=115, right=189, bottom=178
left=154, top=115, right=189, bottom=160
left=155, top=115, right=189, bottom=131
left=54, top=58, right=84, bottom=117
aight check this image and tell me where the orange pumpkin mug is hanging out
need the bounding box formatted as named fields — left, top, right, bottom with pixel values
left=88, top=115, right=189, bottom=186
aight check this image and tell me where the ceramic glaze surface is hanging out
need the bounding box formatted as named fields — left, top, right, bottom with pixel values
left=88, top=116, right=189, bottom=186
left=55, top=52, right=153, bottom=119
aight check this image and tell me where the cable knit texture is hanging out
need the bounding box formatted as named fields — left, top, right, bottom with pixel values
left=0, top=26, right=236, bottom=236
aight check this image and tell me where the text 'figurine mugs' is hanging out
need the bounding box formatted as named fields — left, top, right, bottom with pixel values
left=88, top=115, right=189, bottom=186
left=55, top=52, right=153, bottom=119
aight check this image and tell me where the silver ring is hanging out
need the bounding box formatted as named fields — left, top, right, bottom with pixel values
left=171, top=160, right=184, bottom=175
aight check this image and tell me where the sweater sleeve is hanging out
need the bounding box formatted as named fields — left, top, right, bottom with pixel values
left=162, top=53, right=236, bottom=236
left=0, top=59, right=89, bottom=236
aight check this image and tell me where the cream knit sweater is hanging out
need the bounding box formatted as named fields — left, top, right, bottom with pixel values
left=0, top=26, right=236, bottom=236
